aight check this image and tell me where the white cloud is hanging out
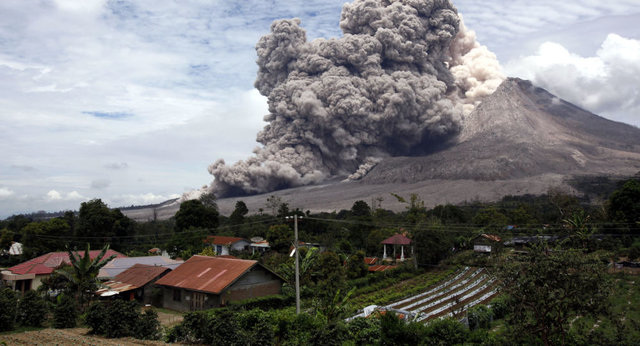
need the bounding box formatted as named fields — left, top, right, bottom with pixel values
left=66, top=191, right=85, bottom=200
left=0, top=187, right=14, bottom=198
left=505, top=34, right=640, bottom=125
left=46, top=189, right=85, bottom=201
left=111, top=193, right=181, bottom=206
left=47, top=190, right=62, bottom=201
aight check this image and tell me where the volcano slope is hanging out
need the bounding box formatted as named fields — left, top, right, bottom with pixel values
left=123, top=78, right=640, bottom=220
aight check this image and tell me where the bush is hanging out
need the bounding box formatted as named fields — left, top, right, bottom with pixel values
left=136, top=309, right=161, bottom=340
left=468, top=304, right=493, bottom=331
left=227, top=294, right=294, bottom=311
left=85, top=300, right=160, bottom=339
left=53, top=293, right=77, bottom=328
left=17, top=290, right=49, bottom=327
left=424, top=317, right=469, bottom=345
left=0, top=288, right=18, bottom=332
left=490, top=295, right=510, bottom=320
left=379, top=312, right=425, bottom=346
left=235, top=309, right=275, bottom=345
left=347, top=317, right=381, bottom=345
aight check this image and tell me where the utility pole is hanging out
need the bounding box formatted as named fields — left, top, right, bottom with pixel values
left=294, top=214, right=301, bottom=314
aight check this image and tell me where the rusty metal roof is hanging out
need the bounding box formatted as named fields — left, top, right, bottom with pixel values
left=364, top=257, right=379, bottom=265
left=114, top=263, right=170, bottom=287
left=480, top=234, right=502, bottom=242
left=204, top=236, right=247, bottom=246
left=154, top=255, right=258, bottom=294
left=368, top=265, right=397, bottom=272
left=96, top=264, right=170, bottom=296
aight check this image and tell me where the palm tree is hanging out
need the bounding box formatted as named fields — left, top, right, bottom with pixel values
left=562, top=210, right=594, bottom=249
left=56, top=243, right=116, bottom=309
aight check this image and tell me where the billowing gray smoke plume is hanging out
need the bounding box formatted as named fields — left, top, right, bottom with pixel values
left=207, top=0, right=503, bottom=197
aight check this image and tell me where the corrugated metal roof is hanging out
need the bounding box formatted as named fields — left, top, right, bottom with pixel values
left=204, top=236, right=247, bottom=246
left=368, top=265, right=397, bottom=272
left=96, top=264, right=171, bottom=296
left=381, top=234, right=412, bottom=245
left=480, top=234, right=502, bottom=242
left=154, top=255, right=258, bottom=294
left=8, top=250, right=126, bottom=275
left=364, top=257, right=379, bottom=265
left=114, top=263, right=170, bottom=287
left=98, top=256, right=183, bottom=278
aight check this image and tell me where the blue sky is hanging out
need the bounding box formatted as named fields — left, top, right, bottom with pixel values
left=0, top=0, right=639, bottom=217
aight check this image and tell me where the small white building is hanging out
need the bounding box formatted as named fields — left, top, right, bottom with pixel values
left=204, top=236, right=250, bottom=256
left=9, top=242, right=23, bottom=256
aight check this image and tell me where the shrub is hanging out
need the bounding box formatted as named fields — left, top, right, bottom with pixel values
left=53, top=293, right=77, bottom=328
left=136, top=309, right=161, bottom=340
left=0, top=288, right=18, bottom=332
left=489, top=295, right=510, bottom=320
left=347, top=317, right=381, bottom=345
left=467, top=304, right=493, bottom=331
left=424, top=317, right=469, bottom=345
left=86, top=300, right=160, bottom=339
left=235, top=309, right=275, bottom=345
left=17, top=290, right=49, bottom=327
left=227, top=294, right=294, bottom=311
left=379, top=312, right=425, bottom=346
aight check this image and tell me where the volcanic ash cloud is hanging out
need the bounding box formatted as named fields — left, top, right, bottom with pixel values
left=208, top=0, right=503, bottom=197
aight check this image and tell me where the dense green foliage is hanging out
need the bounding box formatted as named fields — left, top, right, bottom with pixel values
left=85, top=300, right=160, bottom=339
left=53, top=293, right=78, bottom=328
left=16, top=290, right=48, bottom=327
left=0, top=288, right=18, bottom=332
left=496, top=243, right=611, bottom=345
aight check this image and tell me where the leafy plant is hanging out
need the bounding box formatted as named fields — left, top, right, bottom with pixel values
left=53, top=293, right=78, bottom=328
left=17, top=290, right=48, bottom=327
left=0, top=288, right=18, bottom=331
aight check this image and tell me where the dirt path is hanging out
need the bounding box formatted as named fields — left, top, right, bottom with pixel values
left=0, top=328, right=170, bottom=345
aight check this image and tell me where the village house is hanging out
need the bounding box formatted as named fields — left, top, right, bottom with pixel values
left=154, top=255, right=285, bottom=312
left=96, top=263, right=171, bottom=304
left=204, top=236, right=251, bottom=255
left=1, top=249, right=126, bottom=292
left=473, top=234, right=502, bottom=253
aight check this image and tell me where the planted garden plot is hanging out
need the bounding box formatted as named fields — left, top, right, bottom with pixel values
left=349, top=267, right=499, bottom=324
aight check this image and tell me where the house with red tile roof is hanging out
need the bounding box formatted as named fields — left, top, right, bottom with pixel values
left=155, top=255, right=285, bottom=311
left=204, top=236, right=250, bottom=256
left=96, top=263, right=172, bottom=304
left=1, top=249, right=126, bottom=292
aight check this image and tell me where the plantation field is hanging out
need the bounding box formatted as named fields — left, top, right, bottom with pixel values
left=0, top=328, right=171, bottom=345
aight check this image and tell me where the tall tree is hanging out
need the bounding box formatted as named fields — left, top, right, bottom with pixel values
left=496, top=243, right=611, bottom=345
left=230, top=201, right=249, bottom=225
left=607, top=179, right=640, bottom=233
left=174, top=199, right=219, bottom=232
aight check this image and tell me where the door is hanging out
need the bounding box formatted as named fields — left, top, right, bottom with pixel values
left=191, top=292, right=206, bottom=311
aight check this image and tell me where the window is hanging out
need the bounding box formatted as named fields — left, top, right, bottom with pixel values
left=173, top=288, right=181, bottom=302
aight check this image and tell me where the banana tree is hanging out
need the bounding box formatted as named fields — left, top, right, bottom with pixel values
left=56, top=243, right=116, bottom=309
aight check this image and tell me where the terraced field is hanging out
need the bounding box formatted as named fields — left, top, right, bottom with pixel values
left=350, top=267, right=500, bottom=323
left=387, top=267, right=499, bottom=322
